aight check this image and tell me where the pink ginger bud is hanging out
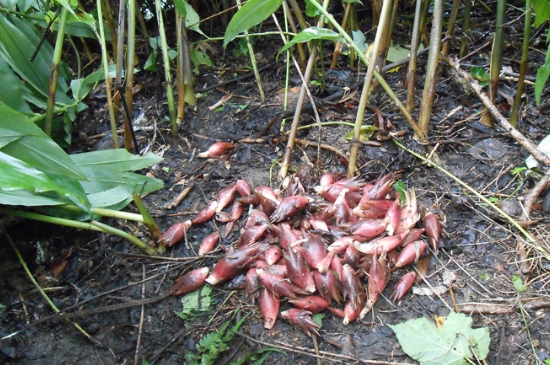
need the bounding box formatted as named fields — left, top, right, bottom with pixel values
left=198, top=142, right=235, bottom=158
left=169, top=267, right=209, bottom=296
left=158, top=220, right=192, bottom=246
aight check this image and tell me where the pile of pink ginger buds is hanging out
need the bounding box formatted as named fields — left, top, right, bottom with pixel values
left=159, top=172, right=442, bottom=337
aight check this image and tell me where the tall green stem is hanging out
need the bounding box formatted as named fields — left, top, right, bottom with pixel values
left=95, top=0, right=119, bottom=146
left=510, top=0, right=531, bottom=126
left=483, top=0, right=506, bottom=127
left=154, top=0, right=177, bottom=135
left=418, top=0, right=443, bottom=135
left=406, top=0, right=423, bottom=111
left=348, top=0, right=393, bottom=177
left=124, top=0, right=136, bottom=149
left=44, top=6, right=68, bottom=136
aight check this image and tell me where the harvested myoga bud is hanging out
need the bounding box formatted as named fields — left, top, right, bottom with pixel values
left=198, top=230, right=220, bottom=256
left=259, top=288, right=280, bottom=329
left=288, top=295, right=329, bottom=313
left=280, top=309, right=320, bottom=337
left=158, top=220, right=191, bottom=246
left=198, top=141, right=234, bottom=158
left=192, top=201, right=217, bottom=225
left=424, top=212, right=442, bottom=252
left=169, top=267, right=210, bottom=296
left=205, top=243, right=260, bottom=285
left=390, top=272, right=416, bottom=302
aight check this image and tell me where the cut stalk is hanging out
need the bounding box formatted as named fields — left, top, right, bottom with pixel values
left=124, top=0, right=136, bottom=150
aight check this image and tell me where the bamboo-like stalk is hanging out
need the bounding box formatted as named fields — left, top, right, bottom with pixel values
left=44, top=6, right=68, bottom=137
left=95, top=0, right=119, bottom=149
left=510, top=0, right=531, bottom=126
left=181, top=25, right=195, bottom=107
left=482, top=0, right=506, bottom=127
left=114, top=0, right=125, bottom=149
left=442, top=0, right=460, bottom=56
left=330, top=1, right=352, bottom=69
left=176, top=13, right=185, bottom=125
left=124, top=0, right=136, bottom=150
left=284, top=0, right=307, bottom=67
left=406, top=0, right=423, bottom=111
left=419, top=0, right=431, bottom=45
left=460, top=0, right=472, bottom=58
left=154, top=0, right=177, bottom=135
left=101, top=0, right=118, bottom=55
left=236, top=0, right=265, bottom=101
left=418, top=0, right=444, bottom=135
left=348, top=0, right=393, bottom=177
left=279, top=0, right=330, bottom=179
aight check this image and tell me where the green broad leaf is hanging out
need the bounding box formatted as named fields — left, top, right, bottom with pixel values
left=191, top=49, right=213, bottom=74
left=0, top=117, right=86, bottom=179
left=387, top=45, right=410, bottom=63
left=278, top=27, right=344, bottom=56
left=304, top=0, right=320, bottom=17
left=173, top=0, right=187, bottom=19
left=0, top=151, right=85, bottom=207
left=471, top=66, right=490, bottom=86
left=389, top=312, right=490, bottom=365
left=352, top=30, right=368, bottom=53
left=0, top=189, right=70, bottom=206
left=0, top=15, right=71, bottom=103
left=536, top=42, right=550, bottom=105
left=144, top=52, right=158, bottom=72
left=0, top=58, right=32, bottom=114
left=70, top=64, right=117, bottom=101
left=0, top=151, right=68, bottom=195
left=533, top=0, right=550, bottom=27
left=223, top=0, right=283, bottom=47
left=70, top=150, right=162, bottom=172
left=53, top=0, right=78, bottom=20
left=512, top=275, right=528, bottom=292
left=180, top=0, right=206, bottom=37
left=344, top=125, right=378, bottom=141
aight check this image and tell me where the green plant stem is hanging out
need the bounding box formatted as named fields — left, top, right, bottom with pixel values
left=483, top=0, right=506, bottom=127
left=114, top=0, right=125, bottom=149
left=442, top=0, right=460, bottom=56
left=307, top=0, right=430, bottom=146
left=124, top=0, right=136, bottom=150
left=279, top=0, right=330, bottom=179
left=406, top=0, right=423, bottom=111
left=56, top=204, right=145, bottom=222
left=236, top=0, right=265, bottom=102
left=418, top=0, right=443, bottom=135
left=1, top=209, right=157, bottom=255
left=176, top=13, right=185, bottom=125
left=460, top=0, right=472, bottom=58
left=94, top=0, right=119, bottom=149
left=393, top=139, right=549, bottom=262
left=132, top=193, right=160, bottom=239
left=154, top=0, right=177, bottom=136
left=510, top=0, right=531, bottom=126
left=4, top=229, right=93, bottom=340
left=348, top=0, right=393, bottom=177
left=44, top=6, right=68, bottom=137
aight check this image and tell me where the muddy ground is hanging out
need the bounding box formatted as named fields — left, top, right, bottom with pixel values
left=1, top=4, right=550, bottom=365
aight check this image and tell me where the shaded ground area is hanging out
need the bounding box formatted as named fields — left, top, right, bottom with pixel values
left=1, top=6, right=550, bottom=365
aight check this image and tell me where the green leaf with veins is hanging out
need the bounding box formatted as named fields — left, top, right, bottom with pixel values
left=278, top=27, right=344, bottom=57
left=389, top=312, right=490, bottom=365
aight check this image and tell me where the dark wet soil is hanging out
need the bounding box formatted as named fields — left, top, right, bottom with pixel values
left=2, top=4, right=550, bottom=365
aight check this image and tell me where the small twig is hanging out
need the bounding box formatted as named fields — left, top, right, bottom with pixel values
left=133, top=265, right=146, bottom=365
left=294, top=138, right=350, bottom=163
left=444, top=56, right=550, bottom=168
left=233, top=331, right=413, bottom=364
left=165, top=183, right=195, bottom=209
